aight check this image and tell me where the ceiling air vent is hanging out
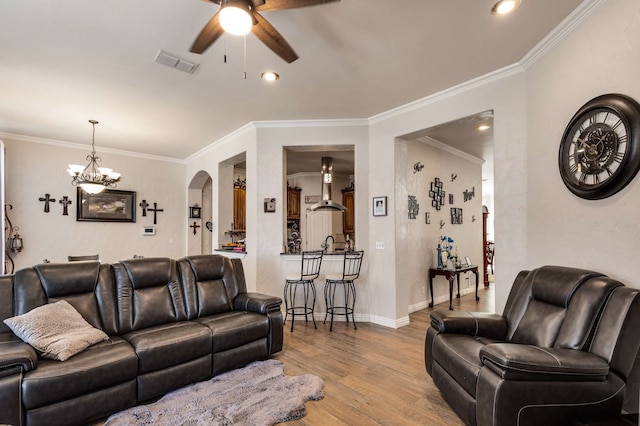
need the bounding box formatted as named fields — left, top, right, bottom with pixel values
left=154, top=50, right=199, bottom=74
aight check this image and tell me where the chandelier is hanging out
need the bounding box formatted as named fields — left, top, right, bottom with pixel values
left=67, top=120, right=121, bottom=194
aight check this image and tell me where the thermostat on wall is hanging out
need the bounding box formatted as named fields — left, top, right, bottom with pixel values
left=142, top=226, right=156, bottom=236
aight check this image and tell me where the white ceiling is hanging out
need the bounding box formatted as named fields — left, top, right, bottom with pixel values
left=0, top=0, right=583, bottom=160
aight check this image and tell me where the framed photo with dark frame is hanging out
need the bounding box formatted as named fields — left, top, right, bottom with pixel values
left=189, top=205, right=201, bottom=218
left=77, top=188, right=136, bottom=222
left=373, top=196, right=387, bottom=216
left=264, top=198, right=276, bottom=213
left=450, top=207, right=463, bottom=224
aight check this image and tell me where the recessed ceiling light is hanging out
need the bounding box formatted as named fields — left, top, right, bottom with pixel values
left=491, top=0, right=522, bottom=16
left=261, top=71, right=279, bottom=82
left=478, top=124, right=491, bottom=131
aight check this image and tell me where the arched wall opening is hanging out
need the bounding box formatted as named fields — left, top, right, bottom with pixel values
left=188, top=170, right=213, bottom=255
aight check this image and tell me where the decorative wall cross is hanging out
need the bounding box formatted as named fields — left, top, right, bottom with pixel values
left=59, top=196, right=72, bottom=216
left=190, top=221, right=201, bottom=235
left=147, top=202, right=164, bottom=225
left=139, top=200, right=149, bottom=216
left=39, top=194, right=56, bottom=213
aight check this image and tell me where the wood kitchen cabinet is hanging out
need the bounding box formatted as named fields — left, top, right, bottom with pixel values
left=233, top=187, right=246, bottom=231
left=342, top=190, right=355, bottom=236
left=287, top=187, right=301, bottom=219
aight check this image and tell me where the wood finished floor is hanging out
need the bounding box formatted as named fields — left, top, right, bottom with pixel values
left=273, top=285, right=495, bottom=426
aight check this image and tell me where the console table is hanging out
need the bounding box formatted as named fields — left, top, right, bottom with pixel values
left=428, top=265, right=479, bottom=310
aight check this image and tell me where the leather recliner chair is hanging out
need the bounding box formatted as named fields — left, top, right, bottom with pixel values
left=425, top=265, right=640, bottom=426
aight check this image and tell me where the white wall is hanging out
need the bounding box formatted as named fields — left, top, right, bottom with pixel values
left=524, top=0, right=640, bottom=287
left=186, top=125, right=257, bottom=289
left=395, top=138, right=483, bottom=312
left=369, top=72, right=527, bottom=320
left=3, top=136, right=186, bottom=269
left=7, top=1, right=637, bottom=327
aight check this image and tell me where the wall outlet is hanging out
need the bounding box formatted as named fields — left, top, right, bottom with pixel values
left=375, top=241, right=385, bottom=250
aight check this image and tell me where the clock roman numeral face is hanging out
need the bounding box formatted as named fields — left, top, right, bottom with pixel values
left=565, top=109, right=628, bottom=187
left=559, top=94, right=640, bottom=200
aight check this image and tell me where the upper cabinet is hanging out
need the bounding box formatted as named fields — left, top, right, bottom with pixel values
left=342, top=188, right=355, bottom=236
left=287, top=186, right=301, bottom=219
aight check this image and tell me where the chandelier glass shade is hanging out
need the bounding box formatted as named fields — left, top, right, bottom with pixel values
left=67, top=120, right=121, bottom=194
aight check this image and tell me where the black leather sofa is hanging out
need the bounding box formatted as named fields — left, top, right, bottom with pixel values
left=0, top=254, right=283, bottom=426
left=425, top=265, right=640, bottom=426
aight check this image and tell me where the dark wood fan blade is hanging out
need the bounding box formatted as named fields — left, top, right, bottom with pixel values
left=255, top=0, right=339, bottom=11
left=252, top=11, right=298, bottom=63
left=190, top=11, right=225, bottom=54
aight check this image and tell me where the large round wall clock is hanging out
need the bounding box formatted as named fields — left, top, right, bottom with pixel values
left=559, top=93, right=640, bottom=200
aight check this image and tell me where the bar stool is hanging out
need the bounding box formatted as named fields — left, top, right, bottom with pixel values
left=324, top=250, right=364, bottom=331
left=284, top=250, right=323, bottom=332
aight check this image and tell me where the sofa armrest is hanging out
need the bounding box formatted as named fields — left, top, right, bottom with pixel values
left=480, top=343, right=609, bottom=382
left=0, top=335, right=38, bottom=374
left=430, top=310, right=508, bottom=340
left=234, top=293, right=283, bottom=315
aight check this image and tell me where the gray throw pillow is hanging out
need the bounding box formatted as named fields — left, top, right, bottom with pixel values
left=3, top=300, right=108, bottom=361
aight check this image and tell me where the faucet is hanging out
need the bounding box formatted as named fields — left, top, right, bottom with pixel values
left=321, top=235, right=335, bottom=251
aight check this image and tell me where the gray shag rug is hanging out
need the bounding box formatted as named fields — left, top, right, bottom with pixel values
left=104, top=360, right=324, bottom=426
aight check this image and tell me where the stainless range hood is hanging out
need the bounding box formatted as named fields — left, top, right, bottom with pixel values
left=309, top=157, right=347, bottom=212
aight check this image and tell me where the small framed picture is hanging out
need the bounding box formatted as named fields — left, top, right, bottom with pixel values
left=77, top=188, right=136, bottom=222
left=264, top=198, right=276, bottom=213
left=373, top=196, right=387, bottom=216
left=189, top=205, right=201, bottom=219
left=425, top=212, right=430, bottom=224
left=465, top=256, right=472, bottom=267
left=449, top=194, right=454, bottom=205
left=451, top=207, right=463, bottom=224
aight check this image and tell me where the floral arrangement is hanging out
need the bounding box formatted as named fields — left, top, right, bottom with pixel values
left=440, top=235, right=454, bottom=252
left=438, top=235, right=456, bottom=268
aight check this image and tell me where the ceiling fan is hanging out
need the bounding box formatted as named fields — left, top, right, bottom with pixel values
left=190, top=0, right=340, bottom=63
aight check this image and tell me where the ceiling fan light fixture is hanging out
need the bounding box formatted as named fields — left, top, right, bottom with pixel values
left=491, top=0, right=522, bottom=16
left=219, top=0, right=253, bottom=36
left=261, top=71, right=279, bottom=81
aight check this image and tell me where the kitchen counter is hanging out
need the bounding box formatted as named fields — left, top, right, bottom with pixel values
left=214, top=249, right=247, bottom=259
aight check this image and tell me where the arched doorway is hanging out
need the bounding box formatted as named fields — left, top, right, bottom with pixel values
left=188, top=170, right=213, bottom=255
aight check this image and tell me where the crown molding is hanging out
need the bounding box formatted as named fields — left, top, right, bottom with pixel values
left=0, top=132, right=184, bottom=164
left=369, top=63, right=525, bottom=125
left=253, top=118, right=369, bottom=129
left=519, top=0, right=607, bottom=69
left=418, top=136, right=485, bottom=165
left=368, top=0, right=606, bottom=126
left=184, top=122, right=257, bottom=163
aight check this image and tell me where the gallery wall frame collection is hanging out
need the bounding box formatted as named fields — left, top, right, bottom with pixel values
left=429, top=177, right=445, bottom=210
left=404, top=166, right=475, bottom=227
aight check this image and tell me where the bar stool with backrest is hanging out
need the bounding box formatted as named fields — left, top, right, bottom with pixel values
left=324, top=250, right=364, bottom=331
left=284, top=250, right=324, bottom=332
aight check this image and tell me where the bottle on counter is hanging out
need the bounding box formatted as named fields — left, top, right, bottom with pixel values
left=345, top=234, right=352, bottom=251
